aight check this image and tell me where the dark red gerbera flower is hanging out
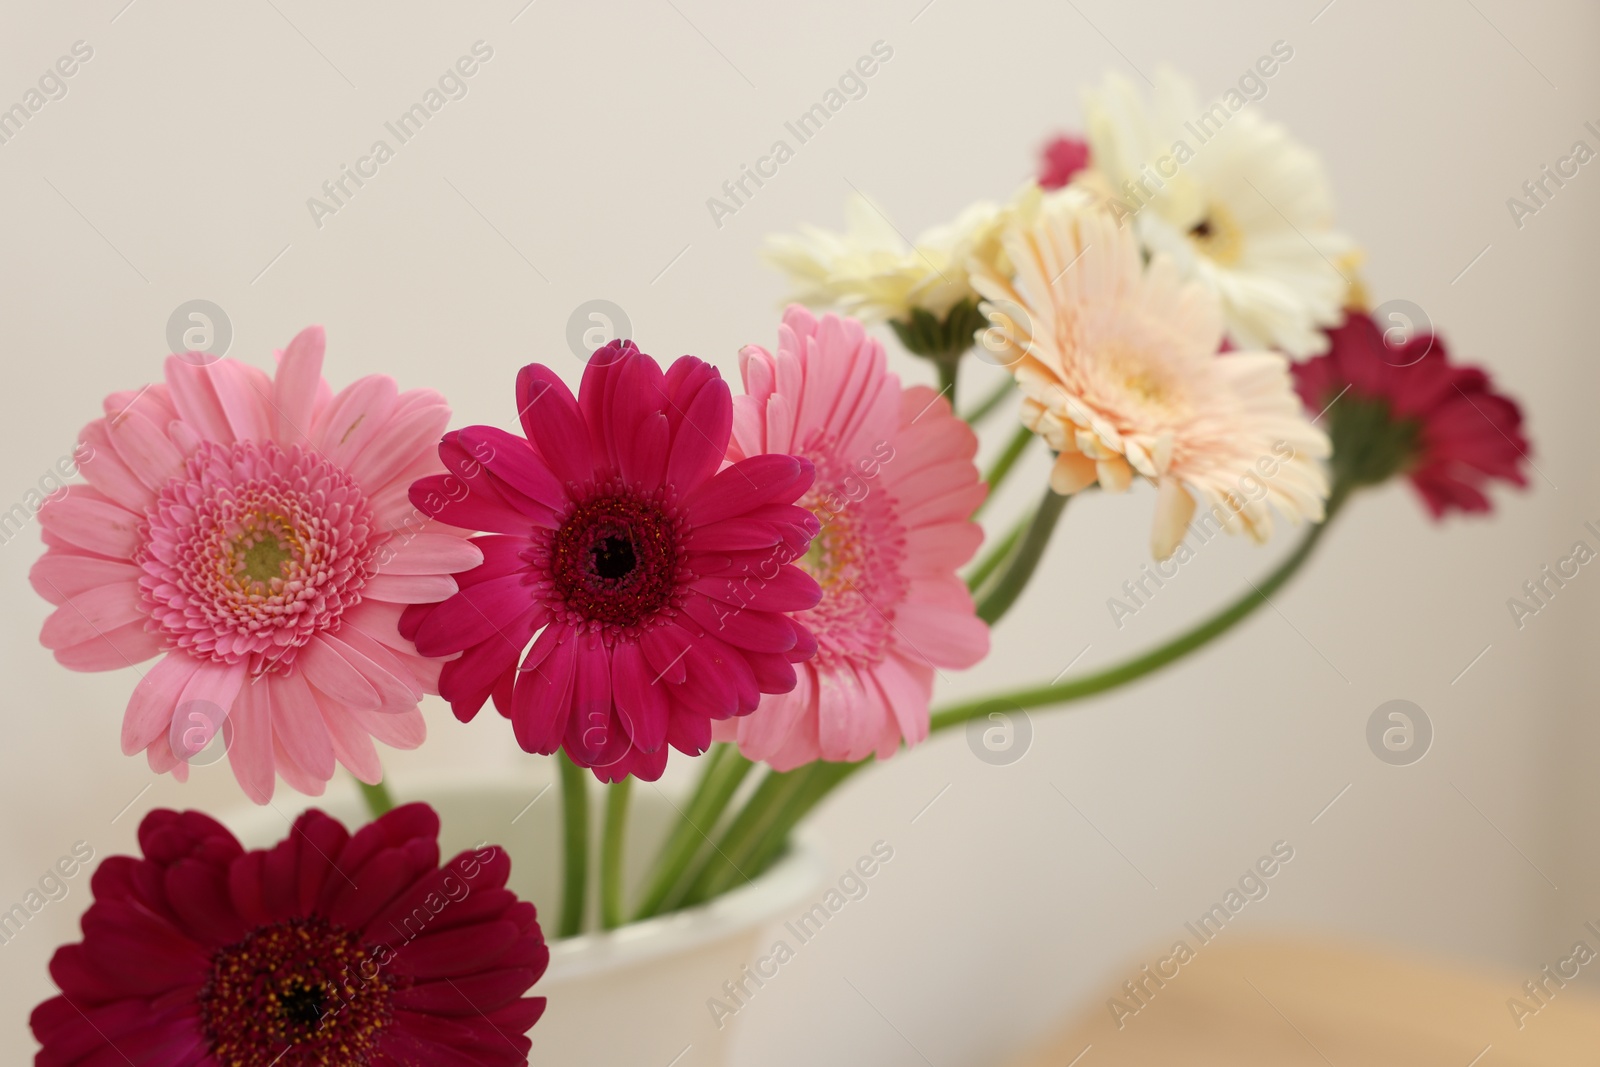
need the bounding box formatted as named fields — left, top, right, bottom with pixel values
left=1293, top=311, right=1530, bottom=516
left=1038, top=135, right=1090, bottom=190
left=31, top=804, right=546, bottom=1066
left=400, top=340, right=821, bottom=782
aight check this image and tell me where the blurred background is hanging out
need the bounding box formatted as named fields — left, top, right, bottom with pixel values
left=1, top=0, right=1597, bottom=1062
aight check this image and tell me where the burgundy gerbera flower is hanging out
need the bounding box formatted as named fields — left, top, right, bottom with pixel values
left=31, top=804, right=547, bottom=1066
left=1293, top=311, right=1531, bottom=516
left=1038, top=134, right=1090, bottom=190
left=400, top=341, right=821, bottom=782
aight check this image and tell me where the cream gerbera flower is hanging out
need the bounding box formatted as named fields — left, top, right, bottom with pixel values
left=763, top=192, right=1018, bottom=326
left=970, top=193, right=1330, bottom=559
left=1080, top=69, right=1355, bottom=356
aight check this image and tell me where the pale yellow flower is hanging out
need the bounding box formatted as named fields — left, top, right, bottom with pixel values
left=763, top=192, right=1023, bottom=323
left=1080, top=69, right=1356, bottom=356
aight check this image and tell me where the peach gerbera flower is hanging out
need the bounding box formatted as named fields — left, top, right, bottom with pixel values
left=713, top=307, right=988, bottom=769
left=971, top=193, right=1330, bottom=558
left=30, top=327, right=478, bottom=802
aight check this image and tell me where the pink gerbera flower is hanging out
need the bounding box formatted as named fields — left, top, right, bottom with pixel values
left=1293, top=311, right=1531, bottom=516
left=31, top=803, right=547, bottom=1066
left=399, top=341, right=821, bottom=782
left=713, top=308, right=988, bottom=769
left=31, top=327, right=477, bottom=802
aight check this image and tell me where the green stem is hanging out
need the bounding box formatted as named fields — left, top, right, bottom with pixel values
left=599, top=778, right=632, bottom=930
left=356, top=778, right=395, bottom=820
left=975, top=486, right=1070, bottom=624
left=975, top=424, right=1034, bottom=517
left=681, top=768, right=812, bottom=906
left=965, top=510, right=1030, bottom=592
left=741, top=760, right=863, bottom=878
left=961, top=377, right=1015, bottom=424
left=556, top=752, right=590, bottom=938
left=934, top=354, right=960, bottom=409
left=632, top=745, right=755, bottom=921
left=933, top=493, right=1344, bottom=733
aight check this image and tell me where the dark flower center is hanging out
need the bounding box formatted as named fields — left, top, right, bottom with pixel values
left=198, top=916, right=397, bottom=1067
left=548, top=491, right=681, bottom=627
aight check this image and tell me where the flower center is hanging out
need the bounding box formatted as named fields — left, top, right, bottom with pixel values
left=137, top=440, right=380, bottom=674
left=545, top=487, right=682, bottom=628
left=1188, top=203, right=1245, bottom=266
left=197, top=917, right=398, bottom=1067
left=796, top=473, right=906, bottom=669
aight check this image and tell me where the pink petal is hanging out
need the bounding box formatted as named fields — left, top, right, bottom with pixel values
left=105, top=405, right=186, bottom=491
left=166, top=661, right=247, bottom=764
left=226, top=676, right=276, bottom=803
left=54, top=621, right=165, bottom=671
left=122, top=654, right=201, bottom=755
left=298, top=635, right=382, bottom=709
left=515, top=365, right=592, bottom=486
left=378, top=532, right=484, bottom=576
left=30, top=552, right=140, bottom=605
left=36, top=492, right=142, bottom=558
left=273, top=325, right=326, bottom=446
left=363, top=572, right=460, bottom=604
left=268, top=669, right=337, bottom=782
left=40, top=582, right=145, bottom=649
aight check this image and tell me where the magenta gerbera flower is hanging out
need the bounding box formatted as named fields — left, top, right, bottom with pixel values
left=1038, top=134, right=1090, bottom=190
left=713, top=308, right=989, bottom=769
left=1293, top=311, right=1531, bottom=517
left=30, top=327, right=479, bottom=802
left=400, top=341, right=821, bottom=782
left=30, top=803, right=547, bottom=1066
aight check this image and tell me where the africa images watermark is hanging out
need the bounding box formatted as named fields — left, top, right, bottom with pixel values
left=0, top=442, right=96, bottom=548
left=306, top=40, right=495, bottom=230
left=706, top=840, right=896, bottom=1029
left=1505, top=119, right=1600, bottom=231
left=1081, top=41, right=1295, bottom=224
left=0, top=841, right=96, bottom=947
left=1107, top=840, right=1296, bottom=1029
left=705, top=40, right=895, bottom=230
left=1105, top=441, right=1300, bottom=630
left=0, top=40, right=95, bottom=148
left=1504, top=519, right=1600, bottom=630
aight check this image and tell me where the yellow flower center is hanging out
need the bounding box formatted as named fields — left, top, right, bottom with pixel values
left=1188, top=203, right=1245, bottom=266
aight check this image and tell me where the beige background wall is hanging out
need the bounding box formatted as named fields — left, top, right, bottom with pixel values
left=1, top=0, right=1596, bottom=1062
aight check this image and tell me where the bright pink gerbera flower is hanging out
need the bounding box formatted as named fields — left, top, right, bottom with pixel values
left=31, top=803, right=547, bottom=1066
left=399, top=341, right=821, bottom=782
left=1038, top=134, right=1090, bottom=190
left=713, top=308, right=988, bottom=769
left=31, top=327, right=477, bottom=802
left=1293, top=311, right=1530, bottom=516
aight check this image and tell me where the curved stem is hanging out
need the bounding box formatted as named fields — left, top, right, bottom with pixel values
left=632, top=745, right=754, bottom=921
left=975, top=487, right=1070, bottom=624
left=556, top=753, right=590, bottom=938
left=966, top=510, right=1030, bottom=592
left=356, top=778, right=395, bottom=820
left=961, top=377, right=1015, bottom=424
left=933, top=498, right=1342, bottom=734
left=975, top=424, right=1034, bottom=518
left=599, top=778, right=632, bottom=930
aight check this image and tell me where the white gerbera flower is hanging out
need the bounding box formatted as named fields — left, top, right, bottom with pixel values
left=1080, top=69, right=1356, bottom=356
left=971, top=192, right=1330, bottom=559
left=763, top=193, right=1018, bottom=324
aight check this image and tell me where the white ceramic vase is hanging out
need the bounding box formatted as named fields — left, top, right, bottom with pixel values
left=229, top=773, right=824, bottom=1067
